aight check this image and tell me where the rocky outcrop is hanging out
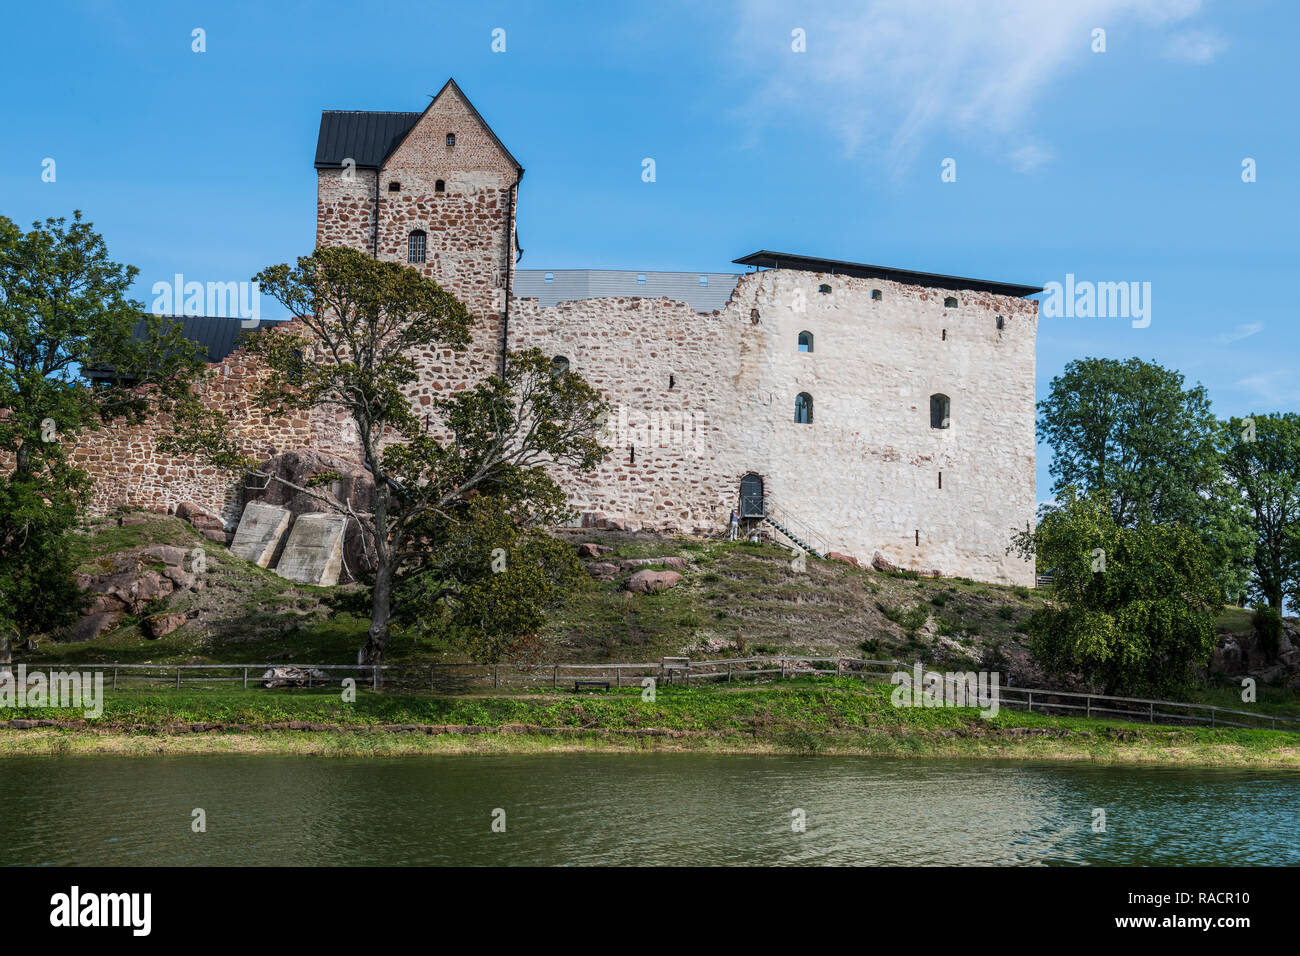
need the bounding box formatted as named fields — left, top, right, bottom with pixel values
left=827, top=552, right=860, bottom=568
left=586, top=562, right=620, bottom=581
left=176, top=501, right=231, bottom=545
left=69, top=546, right=199, bottom=642
left=1210, top=617, right=1300, bottom=685
left=577, top=543, right=612, bottom=558
left=871, top=551, right=898, bottom=573
left=624, top=570, right=683, bottom=594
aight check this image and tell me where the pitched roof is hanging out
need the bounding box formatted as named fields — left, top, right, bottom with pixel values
left=314, top=111, right=421, bottom=169
left=733, top=250, right=1042, bottom=298
left=314, top=79, right=523, bottom=176
left=86, top=315, right=285, bottom=378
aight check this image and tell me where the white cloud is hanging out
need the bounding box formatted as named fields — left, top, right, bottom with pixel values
left=730, top=0, right=1212, bottom=172
left=1008, top=143, right=1054, bottom=172
left=1163, top=29, right=1228, bottom=64
left=1216, top=321, right=1263, bottom=344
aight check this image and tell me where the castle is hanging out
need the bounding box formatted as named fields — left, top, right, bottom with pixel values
left=80, top=79, right=1041, bottom=586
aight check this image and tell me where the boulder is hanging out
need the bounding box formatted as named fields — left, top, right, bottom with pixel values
left=826, top=552, right=860, bottom=568
left=143, top=612, right=189, bottom=640
left=871, top=551, right=898, bottom=573
left=624, top=570, right=683, bottom=595
left=139, top=545, right=187, bottom=568
left=577, top=543, right=611, bottom=558
left=586, top=562, right=621, bottom=581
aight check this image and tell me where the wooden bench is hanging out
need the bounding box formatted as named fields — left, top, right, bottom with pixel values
left=573, top=679, right=610, bottom=692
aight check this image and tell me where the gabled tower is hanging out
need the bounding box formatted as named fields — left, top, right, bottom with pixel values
left=314, top=79, right=523, bottom=377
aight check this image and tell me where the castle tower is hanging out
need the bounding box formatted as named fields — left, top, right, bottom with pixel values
left=314, top=79, right=523, bottom=378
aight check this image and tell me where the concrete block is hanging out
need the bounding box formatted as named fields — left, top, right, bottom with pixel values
left=230, top=502, right=293, bottom=568
left=275, top=513, right=348, bottom=586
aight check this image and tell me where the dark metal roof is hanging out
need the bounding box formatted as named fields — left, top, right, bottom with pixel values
left=733, top=250, right=1042, bottom=298
left=86, top=315, right=285, bottom=378
left=314, top=111, right=421, bottom=169
left=313, top=79, right=523, bottom=176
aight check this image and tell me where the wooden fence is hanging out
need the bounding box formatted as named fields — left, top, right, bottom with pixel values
left=44, top=657, right=1300, bottom=735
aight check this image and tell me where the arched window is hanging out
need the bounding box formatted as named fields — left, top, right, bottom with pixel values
left=798, top=331, right=813, bottom=352
left=996, top=315, right=1005, bottom=331
left=818, top=284, right=832, bottom=294
left=930, top=393, right=950, bottom=429
left=435, top=179, right=446, bottom=193
left=408, top=230, right=426, bottom=263
left=944, top=296, right=958, bottom=308
left=551, top=355, right=570, bottom=374
left=795, top=392, right=813, bottom=424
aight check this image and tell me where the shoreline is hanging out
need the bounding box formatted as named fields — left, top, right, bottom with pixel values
left=2, top=724, right=1298, bottom=768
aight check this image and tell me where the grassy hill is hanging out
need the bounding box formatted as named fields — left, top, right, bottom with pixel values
left=23, top=510, right=1298, bottom=714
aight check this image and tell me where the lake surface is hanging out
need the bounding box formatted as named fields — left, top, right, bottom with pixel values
left=2, top=754, right=1297, bottom=866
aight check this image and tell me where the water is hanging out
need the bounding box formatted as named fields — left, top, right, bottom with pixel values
left=2, top=754, right=1296, bottom=866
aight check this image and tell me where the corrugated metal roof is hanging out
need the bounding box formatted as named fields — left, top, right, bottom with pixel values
left=733, top=250, right=1042, bottom=298
left=513, top=270, right=741, bottom=313
left=314, top=111, right=421, bottom=169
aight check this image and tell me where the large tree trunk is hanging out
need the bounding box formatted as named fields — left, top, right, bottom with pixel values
left=358, top=559, right=395, bottom=682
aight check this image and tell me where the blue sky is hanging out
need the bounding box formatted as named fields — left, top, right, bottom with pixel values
left=1, top=0, right=1295, bottom=504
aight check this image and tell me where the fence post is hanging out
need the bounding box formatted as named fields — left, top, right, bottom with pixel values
left=1086, top=696, right=1090, bottom=719
left=372, top=666, right=378, bottom=691
left=615, top=666, right=620, bottom=689
left=1211, top=708, right=1215, bottom=728
left=727, top=662, right=732, bottom=683
left=176, top=667, right=181, bottom=689
left=553, top=665, right=558, bottom=690
left=494, top=666, right=500, bottom=689
left=1027, top=692, right=1033, bottom=713
left=780, top=658, right=786, bottom=680
left=242, top=667, right=248, bottom=690
left=112, top=668, right=118, bottom=691
left=1149, top=702, right=1154, bottom=724
left=685, top=661, right=691, bottom=687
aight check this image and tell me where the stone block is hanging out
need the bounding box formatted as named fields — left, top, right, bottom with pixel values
left=230, top=502, right=293, bottom=568
left=275, top=513, right=349, bottom=586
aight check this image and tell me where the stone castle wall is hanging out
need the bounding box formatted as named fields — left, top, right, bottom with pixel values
left=73, top=85, right=1037, bottom=585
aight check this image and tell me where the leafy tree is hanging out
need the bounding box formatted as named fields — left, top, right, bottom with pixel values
left=174, top=246, right=608, bottom=669
left=0, top=211, right=206, bottom=637
left=1037, top=357, right=1250, bottom=596
left=1010, top=491, right=1221, bottom=695
left=1218, top=413, right=1300, bottom=610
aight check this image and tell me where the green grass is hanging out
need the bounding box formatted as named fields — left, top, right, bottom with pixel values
left=3, top=679, right=1297, bottom=766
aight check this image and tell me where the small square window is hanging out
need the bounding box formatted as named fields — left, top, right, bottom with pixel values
left=387, top=181, right=401, bottom=192
left=446, top=133, right=456, bottom=146
left=699, top=275, right=708, bottom=286
left=636, top=273, right=646, bottom=285
left=871, top=289, right=882, bottom=301
left=544, top=272, right=554, bottom=283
